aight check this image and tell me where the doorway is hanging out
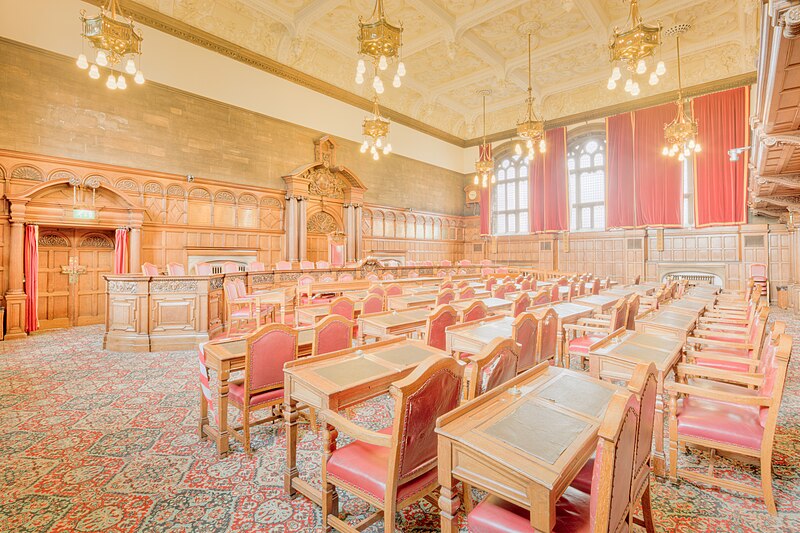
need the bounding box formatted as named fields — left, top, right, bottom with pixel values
left=37, top=228, right=115, bottom=329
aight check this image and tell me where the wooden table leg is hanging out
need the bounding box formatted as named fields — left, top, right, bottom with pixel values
left=652, top=382, right=667, bottom=478
left=557, top=328, right=566, bottom=368
left=198, top=389, right=208, bottom=440
left=284, top=396, right=299, bottom=496
left=437, top=440, right=460, bottom=533
left=321, top=424, right=339, bottom=532
left=216, top=366, right=230, bottom=456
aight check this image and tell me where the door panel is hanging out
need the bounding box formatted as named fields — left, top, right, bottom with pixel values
left=75, top=234, right=114, bottom=326
left=38, top=241, right=72, bottom=329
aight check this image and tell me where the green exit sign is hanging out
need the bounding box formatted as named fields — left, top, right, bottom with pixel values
left=73, top=209, right=96, bottom=220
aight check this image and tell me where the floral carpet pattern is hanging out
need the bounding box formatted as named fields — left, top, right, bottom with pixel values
left=1, top=311, right=799, bottom=532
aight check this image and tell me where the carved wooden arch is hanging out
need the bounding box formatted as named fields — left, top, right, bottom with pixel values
left=38, top=229, right=72, bottom=248
left=0, top=163, right=5, bottom=180
left=79, top=232, right=115, bottom=248
left=306, top=205, right=343, bottom=234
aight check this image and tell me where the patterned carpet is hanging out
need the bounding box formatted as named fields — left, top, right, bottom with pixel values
left=1, top=311, right=800, bottom=532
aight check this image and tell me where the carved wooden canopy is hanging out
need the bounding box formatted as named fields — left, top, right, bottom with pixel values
left=282, top=136, right=366, bottom=204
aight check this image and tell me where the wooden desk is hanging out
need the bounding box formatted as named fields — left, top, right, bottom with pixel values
left=283, top=337, right=448, bottom=505
left=529, top=302, right=594, bottom=367
left=452, top=297, right=513, bottom=314
left=572, top=294, right=621, bottom=313
left=446, top=315, right=515, bottom=355
left=252, top=286, right=294, bottom=324
left=636, top=309, right=697, bottom=341
left=662, top=298, right=708, bottom=317
left=296, top=301, right=365, bottom=325
left=436, top=364, right=619, bottom=533
left=199, top=327, right=313, bottom=455
left=387, top=294, right=437, bottom=310
left=588, top=329, right=683, bottom=477
left=624, top=284, right=657, bottom=296
left=602, top=288, right=636, bottom=299
left=405, top=284, right=441, bottom=295
left=357, top=308, right=430, bottom=342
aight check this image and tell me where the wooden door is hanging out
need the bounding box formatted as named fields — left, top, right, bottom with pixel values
left=36, top=228, right=115, bottom=328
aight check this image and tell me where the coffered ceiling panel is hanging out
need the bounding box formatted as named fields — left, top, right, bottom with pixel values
left=128, top=0, right=760, bottom=142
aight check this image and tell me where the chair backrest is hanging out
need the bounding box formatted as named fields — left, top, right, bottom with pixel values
left=589, top=391, right=640, bottom=533
left=567, top=282, right=578, bottom=301
left=436, top=289, right=455, bottom=306
left=628, top=362, right=659, bottom=495
left=338, top=273, right=354, bottom=282
left=625, top=295, right=641, bottom=330
left=194, top=262, right=213, bottom=275
left=492, top=285, right=508, bottom=299
left=512, top=292, right=531, bottom=318
left=222, top=280, right=238, bottom=302
left=481, top=267, right=494, bottom=275
left=330, top=296, right=355, bottom=320
left=608, top=300, right=627, bottom=332
left=245, top=324, right=298, bottom=393
left=141, top=262, right=159, bottom=276
left=591, top=279, right=601, bottom=295
left=388, top=356, right=464, bottom=488
left=534, top=308, right=559, bottom=363
left=361, top=293, right=384, bottom=315
left=520, top=279, right=532, bottom=291
left=496, top=267, right=508, bottom=274
left=316, top=261, right=330, bottom=269
left=167, top=262, right=185, bottom=276
left=457, top=280, right=469, bottom=289
left=467, top=338, right=519, bottom=400
left=531, top=288, right=549, bottom=306
left=513, top=312, right=539, bottom=372
left=460, top=287, right=476, bottom=300
left=368, top=284, right=386, bottom=297
left=222, top=261, right=240, bottom=273
left=437, top=269, right=447, bottom=277
left=549, top=283, right=560, bottom=302
left=234, top=278, right=248, bottom=299
left=300, top=260, right=315, bottom=270
left=425, top=305, right=458, bottom=351
left=366, top=273, right=379, bottom=282
left=459, top=260, right=471, bottom=266
left=748, top=306, right=771, bottom=358
left=758, top=334, right=793, bottom=432
left=633, top=274, right=641, bottom=285
left=408, top=271, right=419, bottom=278
left=458, top=268, right=468, bottom=275
left=248, top=261, right=266, bottom=272
left=461, top=301, right=488, bottom=323
left=750, top=263, right=768, bottom=279
left=485, top=277, right=497, bottom=291
left=422, top=261, right=433, bottom=266
left=757, top=321, right=786, bottom=374
left=557, top=276, right=569, bottom=286
left=385, top=283, right=403, bottom=297
left=297, top=274, right=314, bottom=286
left=406, top=260, right=416, bottom=267
left=275, top=260, right=292, bottom=270
left=480, top=259, right=492, bottom=266
left=440, top=260, right=452, bottom=267
left=312, top=315, right=354, bottom=356
left=577, top=280, right=586, bottom=296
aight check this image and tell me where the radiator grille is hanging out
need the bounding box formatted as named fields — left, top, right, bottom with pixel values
left=627, top=238, right=643, bottom=250
left=744, top=235, right=765, bottom=248
left=540, top=242, right=552, bottom=251
left=666, top=273, right=715, bottom=284
left=473, top=244, right=483, bottom=252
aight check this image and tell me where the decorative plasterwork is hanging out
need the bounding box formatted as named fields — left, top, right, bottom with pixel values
left=83, top=0, right=759, bottom=144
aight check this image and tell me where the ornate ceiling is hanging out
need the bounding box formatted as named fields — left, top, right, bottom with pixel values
left=125, top=0, right=760, bottom=143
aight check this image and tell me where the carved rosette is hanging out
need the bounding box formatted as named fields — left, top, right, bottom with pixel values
left=150, top=280, right=199, bottom=293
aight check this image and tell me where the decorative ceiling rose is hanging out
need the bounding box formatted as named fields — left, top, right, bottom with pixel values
left=77, top=0, right=145, bottom=90
left=514, top=25, right=546, bottom=162
left=355, top=0, right=405, bottom=94
left=474, top=89, right=495, bottom=189
left=360, top=95, right=392, bottom=161
left=607, top=0, right=664, bottom=96
left=662, top=25, right=701, bottom=162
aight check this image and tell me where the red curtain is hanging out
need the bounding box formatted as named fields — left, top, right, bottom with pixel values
left=606, top=113, right=636, bottom=229
left=530, top=127, right=568, bottom=233
left=479, top=144, right=492, bottom=236
left=693, top=87, right=749, bottom=227
left=114, top=228, right=129, bottom=274
left=633, top=104, right=683, bottom=227
left=24, top=225, right=39, bottom=334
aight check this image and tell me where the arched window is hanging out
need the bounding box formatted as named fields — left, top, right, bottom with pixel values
left=568, top=133, right=606, bottom=231
left=492, top=154, right=529, bottom=235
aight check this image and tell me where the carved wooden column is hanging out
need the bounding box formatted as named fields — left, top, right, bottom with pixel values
left=5, top=205, right=27, bottom=339
left=285, top=196, right=298, bottom=262
left=354, top=204, right=363, bottom=261
left=343, top=203, right=354, bottom=262
left=129, top=228, right=142, bottom=274
left=298, top=196, right=307, bottom=261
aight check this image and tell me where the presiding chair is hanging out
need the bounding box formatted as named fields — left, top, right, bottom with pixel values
left=320, top=355, right=465, bottom=533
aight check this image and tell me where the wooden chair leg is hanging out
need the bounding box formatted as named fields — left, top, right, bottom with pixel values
left=762, top=452, right=777, bottom=515
left=463, top=482, right=474, bottom=513
left=309, top=407, right=318, bottom=432
left=640, top=481, right=655, bottom=533
left=383, top=500, right=396, bottom=533
left=243, top=407, right=252, bottom=456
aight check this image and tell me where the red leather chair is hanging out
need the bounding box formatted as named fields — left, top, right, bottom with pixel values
left=460, top=287, right=476, bottom=300
left=436, top=289, right=455, bottom=306
left=312, top=315, right=354, bottom=357
left=481, top=267, right=494, bottom=276
left=234, top=279, right=275, bottom=324
left=485, top=277, right=497, bottom=292
left=368, top=284, right=386, bottom=298
left=222, top=261, right=240, bottom=273
left=511, top=292, right=530, bottom=318
left=750, top=263, right=768, bottom=297
left=194, top=262, right=212, bottom=275
left=320, top=355, right=465, bottom=533
left=330, top=296, right=355, bottom=321
left=492, top=285, right=508, bottom=300
left=466, top=338, right=519, bottom=400
left=275, top=260, right=292, bottom=270
left=520, top=279, right=531, bottom=291
left=141, top=262, right=159, bottom=276
left=549, top=283, right=560, bottom=303
left=166, top=262, right=185, bottom=275
left=223, top=280, right=257, bottom=335
left=361, top=293, right=384, bottom=315
left=468, top=389, right=640, bottom=532
left=408, top=271, right=419, bottom=278
left=227, top=323, right=297, bottom=455
left=425, top=305, right=457, bottom=351
left=316, top=261, right=330, bottom=269
left=300, top=260, right=315, bottom=270
left=684, top=306, right=770, bottom=372
left=248, top=261, right=266, bottom=272
left=563, top=299, right=626, bottom=368
left=461, top=301, right=488, bottom=323
left=513, top=312, right=538, bottom=373
left=441, top=281, right=455, bottom=290
left=667, top=334, right=793, bottom=515
left=533, top=308, right=558, bottom=365
left=385, top=283, right=403, bottom=297
left=530, top=288, right=549, bottom=306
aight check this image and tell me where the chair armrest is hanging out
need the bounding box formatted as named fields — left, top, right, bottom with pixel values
left=675, top=363, right=763, bottom=387
left=692, top=328, right=747, bottom=341
left=665, top=382, right=770, bottom=406
left=695, top=321, right=749, bottom=332
left=684, top=350, right=759, bottom=369
left=579, top=318, right=611, bottom=328
left=563, top=324, right=609, bottom=335
left=685, top=336, right=751, bottom=350
left=318, top=409, right=392, bottom=447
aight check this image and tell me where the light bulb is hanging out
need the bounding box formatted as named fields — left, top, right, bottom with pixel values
left=89, top=64, right=100, bottom=79
left=607, top=78, right=617, bottom=90
left=474, top=175, right=479, bottom=185
left=355, top=72, right=364, bottom=84
left=125, top=58, right=137, bottom=75
left=76, top=54, right=88, bottom=69
left=539, top=140, right=546, bottom=153
left=360, top=141, right=368, bottom=153
left=636, top=59, right=646, bottom=74
left=383, top=145, right=390, bottom=155
left=378, top=55, right=388, bottom=71
left=526, top=139, right=533, bottom=148
left=373, top=151, right=379, bottom=161
left=491, top=174, right=496, bottom=184
left=662, top=146, right=669, bottom=156
left=376, top=83, right=384, bottom=95
left=106, top=74, right=117, bottom=90
left=694, top=144, right=702, bottom=153
left=357, top=58, right=366, bottom=74
left=134, top=71, right=145, bottom=84
left=631, top=83, right=640, bottom=96
left=611, top=66, right=621, bottom=81
left=678, top=153, right=685, bottom=162
left=649, top=72, right=658, bottom=85
left=688, top=139, right=696, bottom=149
left=672, top=144, right=679, bottom=152
left=385, top=143, right=392, bottom=153
left=373, top=75, right=380, bottom=89
left=393, top=74, right=401, bottom=88
left=684, top=147, right=691, bottom=157
left=514, top=143, right=522, bottom=155
left=397, top=61, right=406, bottom=77
left=656, top=61, right=666, bottom=76
left=96, top=50, right=108, bottom=67
left=376, top=137, right=383, bottom=148
left=624, top=78, right=633, bottom=92
left=117, top=74, right=127, bottom=90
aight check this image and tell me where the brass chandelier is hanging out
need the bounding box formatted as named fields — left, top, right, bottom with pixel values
left=514, top=31, right=546, bottom=161
left=663, top=25, right=700, bottom=161
left=607, top=0, right=664, bottom=96
left=77, top=0, right=145, bottom=90
left=355, top=0, right=405, bottom=94
left=474, top=90, right=495, bottom=189
left=360, top=95, right=392, bottom=160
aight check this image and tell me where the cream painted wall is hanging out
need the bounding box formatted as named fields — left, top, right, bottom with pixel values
left=0, top=0, right=471, bottom=175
